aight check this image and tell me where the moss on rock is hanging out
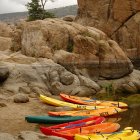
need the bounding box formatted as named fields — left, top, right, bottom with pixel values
left=121, top=94, right=140, bottom=105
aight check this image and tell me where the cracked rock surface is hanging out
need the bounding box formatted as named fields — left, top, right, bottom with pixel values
left=76, top=0, right=140, bottom=59
left=11, top=19, right=133, bottom=80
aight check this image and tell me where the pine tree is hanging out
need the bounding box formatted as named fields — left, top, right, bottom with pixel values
left=26, top=0, right=43, bottom=21
left=26, top=0, right=55, bottom=21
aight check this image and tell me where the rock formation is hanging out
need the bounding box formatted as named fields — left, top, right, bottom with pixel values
left=0, top=17, right=140, bottom=139
left=0, top=22, right=13, bottom=51
left=0, top=131, right=65, bottom=140
left=0, top=51, right=100, bottom=96
left=12, top=19, right=133, bottom=80
left=76, top=0, right=140, bottom=59
left=98, top=69, right=140, bottom=95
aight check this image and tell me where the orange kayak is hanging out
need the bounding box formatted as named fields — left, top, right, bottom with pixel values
left=40, top=116, right=105, bottom=135
left=43, top=122, right=120, bottom=140
left=48, top=107, right=122, bottom=117
left=60, top=93, right=128, bottom=108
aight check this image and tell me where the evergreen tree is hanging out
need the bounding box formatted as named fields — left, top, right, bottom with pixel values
left=26, top=0, right=43, bottom=21
left=26, top=0, right=55, bottom=21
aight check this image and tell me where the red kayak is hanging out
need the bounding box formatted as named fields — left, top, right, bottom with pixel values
left=60, top=93, right=128, bottom=108
left=40, top=116, right=105, bottom=134
left=41, top=122, right=120, bottom=140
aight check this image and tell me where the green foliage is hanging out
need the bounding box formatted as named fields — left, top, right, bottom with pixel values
left=121, top=94, right=140, bottom=105
left=26, top=0, right=55, bottom=21
left=44, top=11, right=55, bottom=18
left=26, top=0, right=43, bottom=21
left=101, top=83, right=115, bottom=98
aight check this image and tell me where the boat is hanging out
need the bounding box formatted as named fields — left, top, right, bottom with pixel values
left=60, top=93, right=128, bottom=108
left=41, top=122, right=120, bottom=140
left=25, top=115, right=88, bottom=124
left=75, top=128, right=140, bottom=140
left=40, top=116, right=105, bottom=134
left=48, top=107, right=122, bottom=117
left=39, top=94, right=109, bottom=110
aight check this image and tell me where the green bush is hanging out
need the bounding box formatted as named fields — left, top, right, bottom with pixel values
left=101, top=83, right=115, bottom=98
left=43, top=11, right=55, bottom=18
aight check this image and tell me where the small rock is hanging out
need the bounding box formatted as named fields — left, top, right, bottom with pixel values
left=0, top=133, right=15, bottom=140
left=0, top=66, right=9, bottom=83
left=19, top=86, right=30, bottom=94
left=13, top=94, right=29, bottom=103
left=63, top=15, right=75, bottom=22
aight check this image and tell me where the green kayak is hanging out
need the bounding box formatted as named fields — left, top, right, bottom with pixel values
left=25, top=115, right=87, bottom=124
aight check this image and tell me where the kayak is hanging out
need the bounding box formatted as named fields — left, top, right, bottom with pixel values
left=60, top=93, right=128, bottom=108
left=48, top=107, right=122, bottom=117
left=25, top=115, right=87, bottom=124
left=41, top=122, right=120, bottom=140
left=39, top=95, right=108, bottom=110
left=75, top=128, right=140, bottom=140
left=40, top=116, right=105, bottom=134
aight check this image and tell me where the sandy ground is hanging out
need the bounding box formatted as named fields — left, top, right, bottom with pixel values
left=0, top=97, right=123, bottom=135
left=0, top=97, right=55, bottom=135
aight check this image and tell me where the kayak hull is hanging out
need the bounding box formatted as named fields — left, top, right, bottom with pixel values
left=25, top=115, right=87, bottom=124
left=40, top=116, right=105, bottom=134
left=48, top=107, right=122, bottom=117
left=41, top=123, right=120, bottom=140
left=60, top=93, right=128, bottom=108
left=75, top=129, right=140, bottom=140
left=39, top=95, right=107, bottom=110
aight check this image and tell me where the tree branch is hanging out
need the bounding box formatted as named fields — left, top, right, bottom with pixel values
left=40, top=0, right=48, bottom=10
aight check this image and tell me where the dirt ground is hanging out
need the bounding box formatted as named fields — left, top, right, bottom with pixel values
left=0, top=95, right=130, bottom=136
left=0, top=97, right=55, bottom=135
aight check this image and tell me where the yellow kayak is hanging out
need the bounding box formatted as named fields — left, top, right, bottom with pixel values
left=39, top=95, right=121, bottom=110
left=75, top=129, right=140, bottom=140
left=48, top=107, right=122, bottom=117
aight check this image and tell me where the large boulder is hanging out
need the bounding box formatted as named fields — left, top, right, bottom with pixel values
left=76, top=0, right=140, bottom=59
left=0, top=51, right=100, bottom=96
left=12, top=19, right=133, bottom=80
left=98, top=70, right=140, bottom=95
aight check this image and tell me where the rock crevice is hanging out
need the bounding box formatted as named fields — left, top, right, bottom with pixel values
left=76, top=0, right=140, bottom=59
